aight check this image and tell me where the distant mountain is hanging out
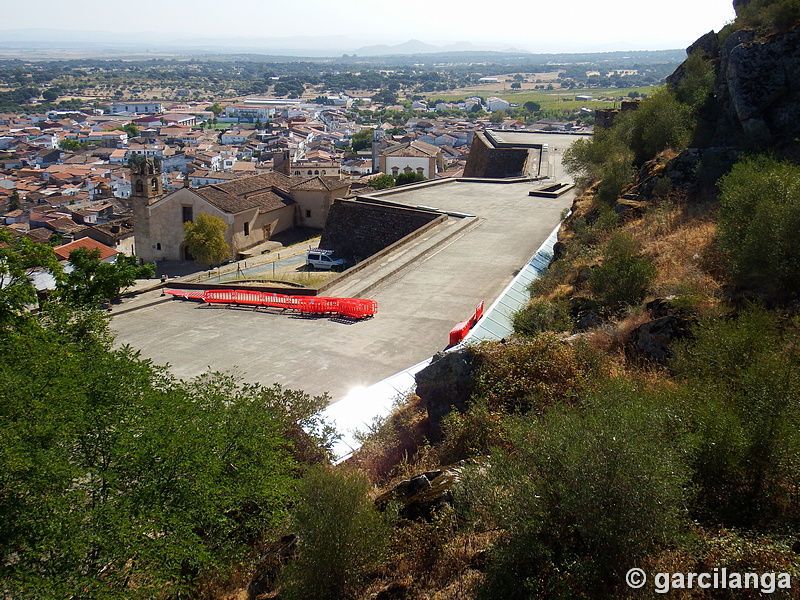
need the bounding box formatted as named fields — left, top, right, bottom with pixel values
left=0, top=29, right=685, bottom=65
left=353, top=39, right=530, bottom=56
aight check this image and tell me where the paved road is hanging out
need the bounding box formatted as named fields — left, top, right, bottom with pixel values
left=112, top=134, right=579, bottom=402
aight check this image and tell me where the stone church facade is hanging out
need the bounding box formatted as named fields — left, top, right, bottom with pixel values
left=131, top=159, right=351, bottom=263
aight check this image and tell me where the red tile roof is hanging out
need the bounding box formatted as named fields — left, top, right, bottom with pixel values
left=54, top=237, right=119, bottom=261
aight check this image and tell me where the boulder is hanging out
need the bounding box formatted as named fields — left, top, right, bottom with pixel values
left=569, top=296, right=602, bottom=331
left=415, top=347, right=477, bottom=440
left=626, top=315, right=693, bottom=364
left=375, top=469, right=458, bottom=520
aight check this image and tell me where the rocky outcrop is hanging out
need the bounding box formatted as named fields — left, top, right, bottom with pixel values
left=726, top=28, right=800, bottom=141
left=374, top=469, right=458, bottom=520
left=670, top=24, right=800, bottom=147
left=414, top=348, right=477, bottom=441
left=625, top=299, right=695, bottom=364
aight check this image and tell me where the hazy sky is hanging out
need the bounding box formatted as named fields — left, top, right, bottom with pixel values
left=1, top=0, right=738, bottom=52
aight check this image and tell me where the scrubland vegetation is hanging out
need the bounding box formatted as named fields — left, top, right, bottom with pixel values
left=5, top=2, right=800, bottom=598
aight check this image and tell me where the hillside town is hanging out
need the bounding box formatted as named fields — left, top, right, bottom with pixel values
left=0, top=94, right=591, bottom=257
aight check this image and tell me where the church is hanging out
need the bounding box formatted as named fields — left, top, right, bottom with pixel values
left=131, top=159, right=351, bottom=263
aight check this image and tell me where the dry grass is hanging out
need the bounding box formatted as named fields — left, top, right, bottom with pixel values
left=585, top=308, right=652, bottom=371
left=366, top=525, right=500, bottom=600
left=346, top=395, right=434, bottom=486
left=623, top=195, right=725, bottom=307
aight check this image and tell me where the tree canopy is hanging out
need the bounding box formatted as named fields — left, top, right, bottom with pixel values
left=0, top=229, right=62, bottom=324
left=56, top=247, right=155, bottom=305
left=183, top=213, right=231, bottom=266
left=0, top=305, right=330, bottom=598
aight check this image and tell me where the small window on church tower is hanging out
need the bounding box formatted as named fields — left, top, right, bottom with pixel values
left=182, top=206, right=193, bottom=222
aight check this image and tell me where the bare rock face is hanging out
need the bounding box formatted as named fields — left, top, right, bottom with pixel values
left=671, top=25, right=800, bottom=146
left=414, top=348, right=477, bottom=441
left=727, top=29, right=800, bottom=140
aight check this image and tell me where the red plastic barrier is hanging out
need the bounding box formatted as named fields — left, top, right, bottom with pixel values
left=165, top=289, right=377, bottom=320
left=473, top=300, right=485, bottom=323
left=338, top=298, right=378, bottom=319
left=449, top=321, right=470, bottom=347
left=448, top=300, right=486, bottom=346
left=165, top=289, right=206, bottom=301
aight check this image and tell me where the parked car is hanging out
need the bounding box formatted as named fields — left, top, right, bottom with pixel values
left=306, top=249, right=345, bottom=271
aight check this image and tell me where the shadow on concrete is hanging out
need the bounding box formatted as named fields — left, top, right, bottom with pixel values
left=155, top=260, right=206, bottom=279
left=269, top=227, right=321, bottom=248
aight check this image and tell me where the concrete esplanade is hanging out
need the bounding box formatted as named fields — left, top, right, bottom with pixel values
left=111, top=133, right=580, bottom=407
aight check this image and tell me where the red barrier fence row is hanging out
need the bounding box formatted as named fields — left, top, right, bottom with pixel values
left=165, top=289, right=378, bottom=320
left=448, top=300, right=485, bottom=347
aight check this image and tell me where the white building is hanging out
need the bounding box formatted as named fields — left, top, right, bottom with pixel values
left=486, top=97, right=511, bottom=112
left=109, top=102, right=164, bottom=115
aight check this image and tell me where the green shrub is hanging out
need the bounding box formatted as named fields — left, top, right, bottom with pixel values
left=717, top=154, right=800, bottom=297
left=671, top=308, right=800, bottom=527
left=278, top=466, right=390, bottom=600
left=562, top=127, right=632, bottom=194
left=512, top=297, right=571, bottom=336
left=734, top=0, right=800, bottom=34
left=674, top=50, right=716, bottom=111
left=466, top=379, right=690, bottom=600
left=437, top=399, right=507, bottom=464
left=588, top=232, right=656, bottom=313
left=472, top=335, right=590, bottom=414
left=620, top=87, right=694, bottom=165
left=572, top=202, right=621, bottom=247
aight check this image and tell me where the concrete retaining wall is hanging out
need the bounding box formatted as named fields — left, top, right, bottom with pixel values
left=319, top=197, right=443, bottom=264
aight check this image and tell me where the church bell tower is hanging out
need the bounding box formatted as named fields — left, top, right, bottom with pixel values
left=131, top=157, right=163, bottom=261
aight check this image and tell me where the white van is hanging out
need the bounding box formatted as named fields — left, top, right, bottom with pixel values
left=306, top=249, right=345, bottom=271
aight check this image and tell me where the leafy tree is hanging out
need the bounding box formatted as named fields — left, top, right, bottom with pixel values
left=619, top=86, right=693, bottom=165
left=510, top=81, right=521, bottom=89
left=523, top=101, right=541, bottom=113
left=489, top=110, right=507, bottom=124
left=0, top=306, right=329, bottom=598
left=368, top=173, right=395, bottom=190
left=41, top=88, right=59, bottom=102
left=183, top=212, right=231, bottom=266
left=56, top=247, right=155, bottom=305
left=394, top=172, right=426, bottom=186
left=59, top=138, right=87, bottom=152
left=209, top=102, right=224, bottom=116
left=279, top=466, right=391, bottom=600
left=0, top=229, right=62, bottom=324
left=7, top=190, right=21, bottom=211
left=373, top=88, right=398, bottom=105
left=351, top=128, right=374, bottom=152
left=562, top=127, right=634, bottom=203
left=118, top=123, right=139, bottom=138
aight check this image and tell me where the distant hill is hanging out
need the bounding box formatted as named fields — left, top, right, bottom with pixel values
left=0, top=29, right=685, bottom=64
